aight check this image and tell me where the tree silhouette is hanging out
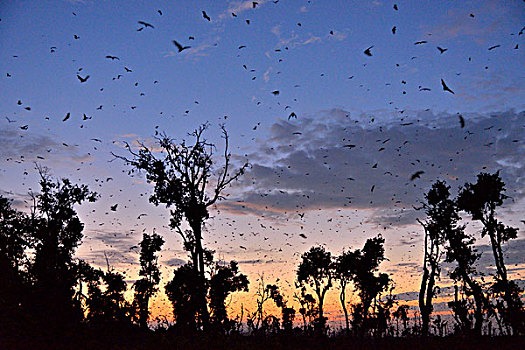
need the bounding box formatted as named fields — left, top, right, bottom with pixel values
left=208, top=261, right=249, bottom=333
left=347, top=235, right=391, bottom=336
left=296, top=245, right=332, bottom=333
left=0, top=196, right=31, bottom=335
left=28, top=168, right=98, bottom=331
left=428, top=180, right=485, bottom=335
left=293, top=286, right=317, bottom=332
left=417, top=181, right=449, bottom=336
left=266, top=284, right=295, bottom=333
left=114, top=124, right=247, bottom=329
left=457, top=172, right=523, bottom=334
left=85, top=267, right=136, bottom=325
left=134, top=232, right=164, bottom=329
left=247, top=274, right=271, bottom=333
left=333, top=249, right=357, bottom=333
left=75, top=259, right=100, bottom=312
left=392, top=304, right=409, bottom=336
left=0, top=196, right=28, bottom=271
left=165, top=262, right=201, bottom=332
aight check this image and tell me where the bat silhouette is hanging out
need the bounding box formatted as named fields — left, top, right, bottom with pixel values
left=173, top=40, right=191, bottom=52
left=76, top=74, right=90, bottom=83
left=441, top=79, right=455, bottom=94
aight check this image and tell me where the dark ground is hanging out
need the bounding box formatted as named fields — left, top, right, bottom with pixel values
left=2, top=328, right=524, bottom=350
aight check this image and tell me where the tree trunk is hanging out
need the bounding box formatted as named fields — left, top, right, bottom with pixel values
left=419, top=266, right=430, bottom=336
left=190, top=219, right=209, bottom=330
left=139, top=294, right=150, bottom=328
left=419, top=223, right=431, bottom=336
left=463, top=273, right=484, bottom=336
left=340, top=285, right=349, bottom=332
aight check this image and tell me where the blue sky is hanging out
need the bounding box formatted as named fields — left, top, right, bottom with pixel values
left=0, top=0, right=524, bottom=320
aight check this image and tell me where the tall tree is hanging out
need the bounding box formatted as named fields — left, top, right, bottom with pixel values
left=0, top=196, right=29, bottom=271
left=114, top=124, right=247, bottom=329
left=457, top=171, right=523, bottom=334
left=0, top=196, right=31, bottom=334
left=333, top=249, right=357, bottom=332
left=28, top=168, right=98, bottom=330
left=417, top=181, right=448, bottom=336
left=134, top=232, right=164, bottom=329
left=430, top=180, right=485, bottom=335
left=348, top=235, right=391, bottom=336
left=296, top=246, right=333, bottom=333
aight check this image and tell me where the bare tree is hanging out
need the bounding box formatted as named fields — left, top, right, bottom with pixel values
left=114, top=124, right=247, bottom=329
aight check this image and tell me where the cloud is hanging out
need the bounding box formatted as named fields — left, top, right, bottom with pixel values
left=163, top=257, right=187, bottom=267
left=0, top=126, right=93, bottom=164
left=0, top=190, right=32, bottom=210
left=220, top=109, right=524, bottom=227
left=367, top=207, right=422, bottom=228
left=237, top=258, right=285, bottom=265
left=425, top=3, right=518, bottom=43
left=217, top=0, right=270, bottom=21
left=475, top=238, right=525, bottom=276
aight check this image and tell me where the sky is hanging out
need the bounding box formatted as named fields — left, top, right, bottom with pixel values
left=1, top=0, right=524, bottom=325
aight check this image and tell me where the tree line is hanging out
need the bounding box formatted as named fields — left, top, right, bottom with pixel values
left=1, top=124, right=523, bottom=342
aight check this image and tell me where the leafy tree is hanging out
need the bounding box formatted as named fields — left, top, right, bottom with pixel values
left=293, top=286, right=317, bottom=332
left=75, top=259, right=101, bottom=310
left=392, top=305, right=409, bottom=336
left=0, top=196, right=31, bottom=335
left=429, top=180, right=485, bottom=335
left=0, top=196, right=29, bottom=271
left=114, top=124, right=247, bottom=329
left=333, top=249, right=357, bottom=332
left=266, top=284, right=295, bottom=333
left=348, top=235, right=391, bottom=336
left=417, top=181, right=449, bottom=336
left=296, top=246, right=333, bottom=333
left=457, top=171, right=524, bottom=334
left=28, top=168, right=98, bottom=330
left=208, top=261, right=249, bottom=333
left=86, top=267, right=135, bottom=325
left=165, top=262, right=201, bottom=332
left=134, top=232, right=164, bottom=329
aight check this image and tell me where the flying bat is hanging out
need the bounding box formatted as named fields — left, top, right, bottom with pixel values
left=137, top=21, right=154, bottom=28
left=441, top=79, right=455, bottom=94
left=410, top=171, right=425, bottom=181
left=172, top=40, right=191, bottom=52
left=76, top=74, right=90, bottom=83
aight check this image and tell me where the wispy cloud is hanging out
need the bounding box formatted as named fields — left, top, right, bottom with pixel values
left=0, top=126, right=93, bottom=165
left=217, top=0, right=270, bottom=21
